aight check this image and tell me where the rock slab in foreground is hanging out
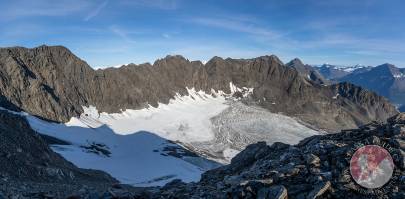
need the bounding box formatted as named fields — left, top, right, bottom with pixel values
left=155, top=113, right=405, bottom=199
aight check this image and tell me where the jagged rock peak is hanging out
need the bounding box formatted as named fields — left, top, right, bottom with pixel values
left=163, top=54, right=189, bottom=61
left=377, top=63, right=396, bottom=68
left=206, top=54, right=283, bottom=65
left=0, top=44, right=65, bottom=50
left=255, top=54, right=284, bottom=65
left=1, top=45, right=74, bottom=57
left=207, top=56, right=225, bottom=63
left=287, top=58, right=304, bottom=66
left=372, top=63, right=399, bottom=74
left=153, top=54, right=191, bottom=66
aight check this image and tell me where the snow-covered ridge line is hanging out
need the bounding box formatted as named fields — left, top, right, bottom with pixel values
left=313, top=64, right=369, bottom=72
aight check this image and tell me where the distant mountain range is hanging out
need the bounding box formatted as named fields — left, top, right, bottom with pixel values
left=310, top=63, right=405, bottom=111
left=312, top=64, right=373, bottom=80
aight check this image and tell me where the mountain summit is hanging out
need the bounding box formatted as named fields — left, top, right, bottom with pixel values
left=286, top=58, right=328, bottom=85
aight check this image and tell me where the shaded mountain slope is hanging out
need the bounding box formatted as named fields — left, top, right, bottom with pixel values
left=0, top=109, right=118, bottom=197
left=338, top=63, right=405, bottom=107
left=0, top=45, right=398, bottom=131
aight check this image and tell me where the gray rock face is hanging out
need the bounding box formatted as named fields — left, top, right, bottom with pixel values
left=0, top=46, right=398, bottom=131
left=0, top=45, right=96, bottom=122
left=154, top=113, right=405, bottom=199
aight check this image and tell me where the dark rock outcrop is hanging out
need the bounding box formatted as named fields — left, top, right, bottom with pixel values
left=0, top=45, right=398, bottom=131
left=154, top=113, right=405, bottom=199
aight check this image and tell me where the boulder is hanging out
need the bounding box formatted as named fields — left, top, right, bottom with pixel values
left=306, top=181, right=331, bottom=199
left=257, top=185, right=287, bottom=199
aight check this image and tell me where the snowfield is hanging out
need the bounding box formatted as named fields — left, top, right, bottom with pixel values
left=1, top=83, right=319, bottom=186
left=20, top=112, right=220, bottom=187
left=78, top=88, right=229, bottom=143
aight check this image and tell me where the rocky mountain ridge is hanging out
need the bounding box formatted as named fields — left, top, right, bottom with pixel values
left=0, top=45, right=398, bottom=131
left=337, top=63, right=405, bottom=108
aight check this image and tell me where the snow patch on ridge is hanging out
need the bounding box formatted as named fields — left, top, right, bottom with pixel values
left=393, top=73, right=405, bottom=78
left=229, top=82, right=254, bottom=98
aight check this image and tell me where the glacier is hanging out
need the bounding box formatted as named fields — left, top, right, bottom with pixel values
left=1, top=84, right=319, bottom=186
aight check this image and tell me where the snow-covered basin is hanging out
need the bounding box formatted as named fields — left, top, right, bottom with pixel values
left=23, top=88, right=226, bottom=187
left=4, top=86, right=319, bottom=187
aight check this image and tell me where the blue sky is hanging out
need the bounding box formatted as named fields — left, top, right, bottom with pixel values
left=0, top=0, right=404, bottom=68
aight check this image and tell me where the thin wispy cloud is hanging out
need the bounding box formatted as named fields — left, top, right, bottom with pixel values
left=188, top=16, right=283, bottom=40
left=295, top=34, right=405, bottom=54
left=0, top=0, right=91, bottom=20
left=119, top=0, right=179, bottom=10
left=109, top=26, right=137, bottom=44
left=84, top=0, right=109, bottom=21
